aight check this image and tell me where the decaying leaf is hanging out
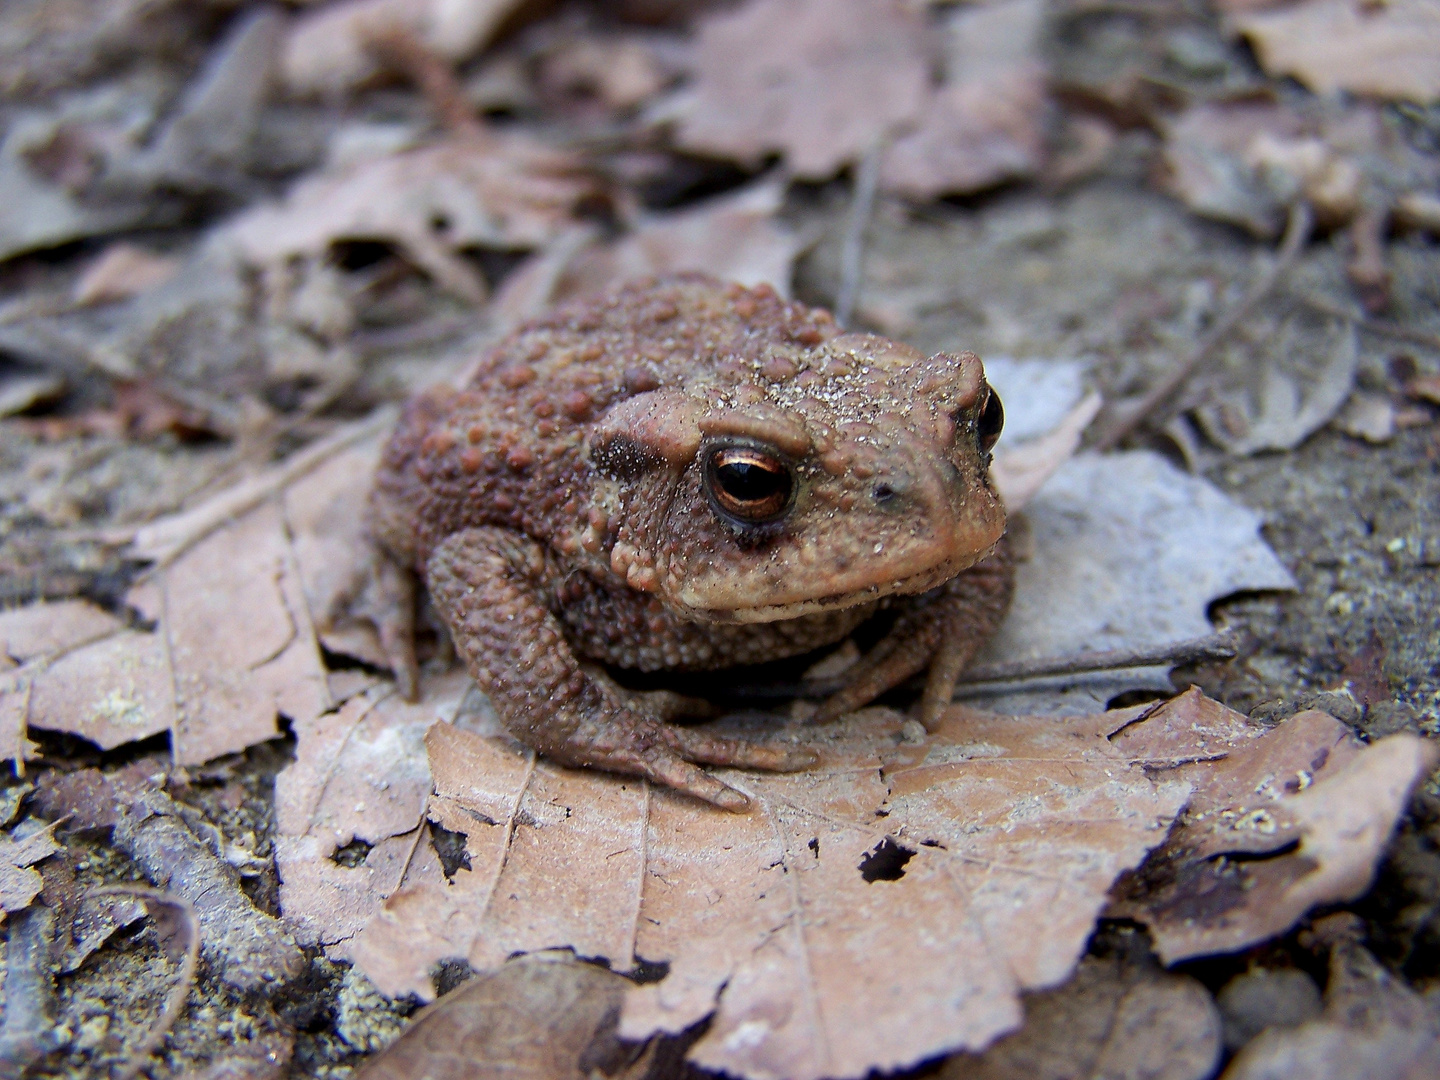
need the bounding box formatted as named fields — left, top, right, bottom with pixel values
left=1, top=436, right=340, bottom=766
left=1193, top=309, right=1358, bottom=456
left=1107, top=689, right=1438, bottom=964
left=0, top=599, right=127, bottom=761
left=972, top=450, right=1296, bottom=715
left=273, top=674, right=479, bottom=956
left=881, top=0, right=1049, bottom=199
left=281, top=0, right=528, bottom=97
left=942, top=950, right=1222, bottom=1080
left=331, top=696, right=1192, bottom=1080
left=494, top=181, right=804, bottom=326
left=676, top=0, right=931, bottom=179
left=1222, top=915, right=1440, bottom=1080
left=221, top=135, right=598, bottom=303
left=72, top=243, right=181, bottom=307
left=1226, top=0, right=1440, bottom=103
left=354, top=952, right=642, bottom=1080
left=0, top=820, right=60, bottom=918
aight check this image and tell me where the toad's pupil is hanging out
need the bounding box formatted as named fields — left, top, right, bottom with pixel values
left=976, top=386, right=1004, bottom=452
left=708, top=449, right=792, bottom=521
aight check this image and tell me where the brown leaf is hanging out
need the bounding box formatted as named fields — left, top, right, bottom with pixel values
left=676, top=0, right=931, bottom=179
left=0, top=599, right=121, bottom=669
left=881, top=0, right=1050, bottom=199
left=222, top=136, right=598, bottom=303
left=3, top=434, right=344, bottom=765
left=1107, top=689, right=1438, bottom=964
left=281, top=0, right=528, bottom=97
left=943, top=951, right=1222, bottom=1080
left=495, top=181, right=804, bottom=327
left=273, top=674, right=477, bottom=955
left=0, top=821, right=61, bottom=918
left=1228, top=0, right=1440, bottom=103
left=354, top=952, right=640, bottom=1080
left=72, top=243, right=180, bottom=306
left=335, top=700, right=1191, bottom=1080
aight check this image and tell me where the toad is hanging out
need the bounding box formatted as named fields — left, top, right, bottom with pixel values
left=369, top=275, right=1011, bottom=810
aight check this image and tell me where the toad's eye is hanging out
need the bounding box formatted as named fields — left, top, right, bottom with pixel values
left=976, top=385, right=1004, bottom=453
left=706, top=447, right=793, bottom=523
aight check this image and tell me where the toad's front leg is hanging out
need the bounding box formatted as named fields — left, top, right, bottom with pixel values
left=425, top=527, right=816, bottom=811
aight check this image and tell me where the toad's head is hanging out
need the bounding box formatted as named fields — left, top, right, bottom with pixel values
left=585, top=332, right=1005, bottom=623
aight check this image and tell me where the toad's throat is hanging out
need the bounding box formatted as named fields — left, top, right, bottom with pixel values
left=672, top=543, right=995, bottom=625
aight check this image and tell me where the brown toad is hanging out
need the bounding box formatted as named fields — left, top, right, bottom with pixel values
left=370, top=274, right=1011, bottom=810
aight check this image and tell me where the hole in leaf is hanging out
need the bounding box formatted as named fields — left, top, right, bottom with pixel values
left=629, top=955, right=671, bottom=984
left=858, top=836, right=914, bottom=882
left=430, top=822, right=472, bottom=878
left=432, top=957, right=476, bottom=996
left=331, top=838, right=372, bottom=868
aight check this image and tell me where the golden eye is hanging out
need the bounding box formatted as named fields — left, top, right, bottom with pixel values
left=706, top=447, right=793, bottom=523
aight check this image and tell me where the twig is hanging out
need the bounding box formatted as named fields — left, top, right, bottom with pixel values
left=1092, top=201, right=1313, bottom=451
left=91, top=886, right=200, bottom=1080
left=835, top=140, right=884, bottom=329
left=952, top=631, right=1239, bottom=688
left=727, top=632, right=1239, bottom=702
left=126, top=407, right=395, bottom=567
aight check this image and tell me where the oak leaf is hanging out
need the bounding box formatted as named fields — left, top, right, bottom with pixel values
left=1107, top=688, right=1438, bottom=964
left=335, top=699, right=1191, bottom=1080
left=221, top=136, right=598, bottom=303
left=1226, top=0, right=1440, bottom=103
left=675, top=0, right=932, bottom=180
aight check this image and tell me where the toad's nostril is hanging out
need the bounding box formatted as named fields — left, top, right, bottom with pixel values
left=873, top=483, right=896, bottom=504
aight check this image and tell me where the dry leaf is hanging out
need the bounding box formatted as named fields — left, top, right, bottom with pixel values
left=1228, top=0, right=1440, bottom=103
left=496, top=181, right=804, bottom=327
left=333, top=699, right=1193, bottom=1080
left=540, top=36, right=670, bottom=112
left=2, top=446, right=337, bottom=764
left=972, top=451, right=1295, bottom=715
left=1332, top=390, right=1397, bottom=444
left=72, top=243, right=180, bottom=306
left=1193, top=312, right=1358, bottom=456
left=0, top=821, right=61, bottom=918
left=281, top=0, right=527, bottom=97
left=1222, top=917, right=1440, bottom=1080
left=354, top=953, right=642, bottom=1080
left=676, top=0, right=931, bottom=179
left=989, top=391, right=1101, bottom=511
left=881, top=0, right=1049, bottom=199
left=943, top=951, right=1222, bottom=1080
left=1159, top=102, right=1305, bottom=238
left=222, top=136, right=597, bottom=303
left=273, top=674, right=478, bottom=955
left=1107, top=689, right=1439, bottom=964
left=0, top=599, right=126, bottom=762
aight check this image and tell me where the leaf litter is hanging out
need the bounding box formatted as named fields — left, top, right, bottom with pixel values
left=2, top=0, right=1439, bottom=1076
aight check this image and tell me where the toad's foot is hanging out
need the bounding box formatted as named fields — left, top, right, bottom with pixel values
left=427, top=527, right=815, bottom=811
left=811, top=539, right=1014, bottom=730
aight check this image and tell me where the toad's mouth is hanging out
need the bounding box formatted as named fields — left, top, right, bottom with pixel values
left=670, top=543, right=992, bottom=625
